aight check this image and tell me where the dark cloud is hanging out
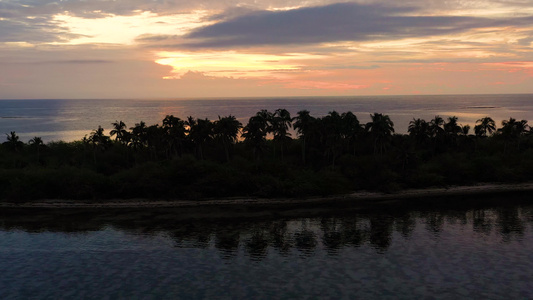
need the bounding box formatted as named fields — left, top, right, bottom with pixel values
left=517, top=35, right=533, bottom=46
left=0, top=18, right=76, bottom=43
left=0, top=0, right=272, bottom=19
left=207, top=7, right=258, bottom=21
left=46, top=59, right=114, bottom=64
left=183, top=2, right=516, bottom=48
left=0, top=60, right=114, bottom=66
left=135, top=34, right=179, bottom=42
left=2, top=0, right=532, bottom=49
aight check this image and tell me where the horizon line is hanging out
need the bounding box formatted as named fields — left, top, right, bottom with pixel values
left=1, top=92, right=533, bottom=101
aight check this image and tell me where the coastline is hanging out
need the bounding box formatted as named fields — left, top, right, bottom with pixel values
left=2, top=182, right=533, bottom=209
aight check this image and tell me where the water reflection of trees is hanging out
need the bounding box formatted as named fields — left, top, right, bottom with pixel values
left=496, top=207, right=525, bottom=242
left=0, top=204, right=531, bottom=259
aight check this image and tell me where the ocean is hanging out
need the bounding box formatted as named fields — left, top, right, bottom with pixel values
left=1, top=94, right=532, bottom=142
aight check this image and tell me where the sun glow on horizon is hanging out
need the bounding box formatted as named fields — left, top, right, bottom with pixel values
left=154, top=51, right=323, bottom=79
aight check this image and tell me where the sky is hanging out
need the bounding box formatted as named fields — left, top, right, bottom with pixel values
left=1, top=0, right=533, bottom=99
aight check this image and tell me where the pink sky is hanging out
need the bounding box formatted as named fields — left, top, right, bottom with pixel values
left=1, top=0, right=532, bottom=99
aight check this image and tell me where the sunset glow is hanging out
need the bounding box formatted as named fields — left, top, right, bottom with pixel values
left=1, top=0, right=532, bottom=98
left=155, top=51, right=320, bottom=79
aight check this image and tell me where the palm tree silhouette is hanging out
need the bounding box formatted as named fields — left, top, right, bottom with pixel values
left=461, top=125, right=470, bottom=135
left=365, top=113, right=395, bottom=155
left=110, top=120, right=128, bottom=145
left=186, top=117, right=213, bottom=160
left=28, top=136, right=44, bottom=162
left=321, top=111, right=343, bottom=166
left=130, top=121, right=148, bottom=151
left=428, top=115, right=445, bottom=152
left=293, top=110, right=315, bottom=164
left=408, top=118, right=429, bottom=146
left=429, top=115, right=445, bottom=138
left=340, top=111, right=362, bottom=155
left=270, top=109, right=292, bottom=161
left=242, top=113, right=270, bottom=161
left=444, top=116, right=461, bottom=135
left=213, top=115, right=242, bottom=162
left=444, top=116, right=461, bottom=147
left=145, top=124, right=166, bottom=159
left=474, top=117, right=496, bottom=137
left=162, top=115, right=186, bottom=158
left=499, top=117, right=528, bottom=153
left=88, top=126, right=111, bottom=164
left=4, top=131, right=24, bottom=152
left=89, top=126, right=110, bottom=148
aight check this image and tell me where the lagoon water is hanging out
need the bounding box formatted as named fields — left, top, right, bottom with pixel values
left=1, top=94, right=533, bottom=142
left=1, top=197, right=533, bottom=299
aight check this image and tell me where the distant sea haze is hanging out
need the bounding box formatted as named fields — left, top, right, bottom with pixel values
left=1, top=94, right=532, bottom=142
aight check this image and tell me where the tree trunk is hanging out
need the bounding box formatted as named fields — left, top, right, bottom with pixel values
left=301, top=138, right=306, bottom=164
left=224, top=141, right=230, bottom=162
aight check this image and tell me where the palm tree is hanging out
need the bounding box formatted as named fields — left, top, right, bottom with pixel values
left=130, top=121, right=148, bottom=151
left=28, top=136, right=44, bottom=162
left=294, top=110, right=316, bottom=164
left=408, top=118, right=429, bottom=146
left=444, top=116, right=461, bottom=147
left=321, top=111, right=344, bottom=166
left=474, top=117, right=496, bottom=137
left=162, top=115, right=186, bottom=158
left=499, top=117, right=528, bottom=153
left=186, top=117, right=213, bottom=160
left=461, top=125, right=470, bottom=136
left=213, top=115, right=242, bottom=162
left=429, top=115, right=445, bottom=138
left=145, top=124, right=166, bottom=159
left=89, top=126, right=111, bottom=164
left=270, top=109, right=293, bottom=160
left=110, top=120, right=128, bottom=144
left=444, top=116, right=461, bottom=136
left=242, top=114, right=270, bottom=161
left=500, top=118, right=528, bottom=137
left=3, top=131, right=24, bottom=152
left=89, top=126, right=111, bottom=149
left=256, top=109, right=274, bottom=128
left=340, top=111, right=362, bottom=155
left=428, top=115, right=446, bottom=152
left=365, top=113, right=395, bottom=155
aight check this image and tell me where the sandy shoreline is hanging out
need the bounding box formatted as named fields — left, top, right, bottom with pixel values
left=1, top=182, right=532, bottom=209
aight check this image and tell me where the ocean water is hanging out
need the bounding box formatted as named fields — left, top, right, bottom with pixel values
left=1, top=94, right=532, bottom=142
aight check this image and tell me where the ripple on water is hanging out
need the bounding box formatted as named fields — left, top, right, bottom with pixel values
left=1, top=203, right=533, bottom=298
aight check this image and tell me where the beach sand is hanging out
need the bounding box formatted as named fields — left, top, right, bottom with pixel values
left=2, top=182, right=532, bottom=209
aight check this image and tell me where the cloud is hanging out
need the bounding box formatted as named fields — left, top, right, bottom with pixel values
left=183, top=2, right=527, bottom=48
left=41, top=59, right=115, bottom=65
left=135, top=34, right=180, bottom=43
left=0, top=17, right=75, bottom=43
left=517, top=35, right=533, bottom=46
left=304, top=64, right=381, bottom=70
left=207, top=7, right=258, bottom=21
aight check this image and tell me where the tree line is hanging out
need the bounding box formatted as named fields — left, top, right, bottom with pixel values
left=2, top=109, right=533, bottom=200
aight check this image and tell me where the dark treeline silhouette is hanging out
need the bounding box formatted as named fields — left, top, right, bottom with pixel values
left=0, top=202, right=530, bottom=258
left=2, top=110, right=533, bottom=200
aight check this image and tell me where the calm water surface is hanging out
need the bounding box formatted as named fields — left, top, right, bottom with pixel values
left=1, top=94, right=532, bottom=142
left=1, top=197, right=533, bottom=299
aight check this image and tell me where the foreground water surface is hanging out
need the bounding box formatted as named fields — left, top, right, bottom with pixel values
left=1, top=196, right=533, bottom=299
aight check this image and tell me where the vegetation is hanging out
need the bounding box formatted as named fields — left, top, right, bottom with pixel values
left=2, top=111, right=533, bottom=201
